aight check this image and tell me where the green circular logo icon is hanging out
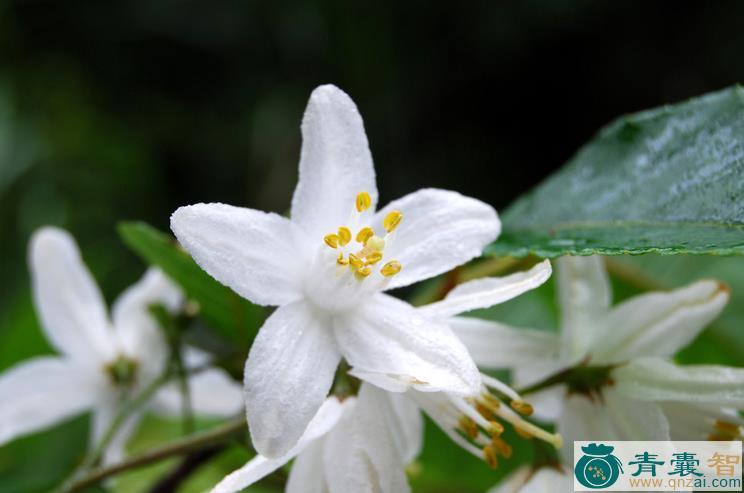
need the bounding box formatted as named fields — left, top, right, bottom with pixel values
left=575, top=443, right=624, bottom=489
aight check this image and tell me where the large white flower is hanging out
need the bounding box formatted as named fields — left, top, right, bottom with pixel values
left=441, top=255, right=740, bottom=459
left=170, top=84, right=502, bottom=457
left=0, top=227, right=244, bottom=464
left=209, top=383, right=422, bottom=493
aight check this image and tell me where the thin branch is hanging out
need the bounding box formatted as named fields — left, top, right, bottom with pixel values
left=147, top=445, right=225, bottom=493
left=55, top=416, right=247, bottom=493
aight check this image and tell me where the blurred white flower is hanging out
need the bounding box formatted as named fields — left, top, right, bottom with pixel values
left=210, top=383, right=422, bottom=493
left=0, top=227, right=243, bottom=464
left=444, top=255, right=740, bottom=459
left=171, top=84, right=501, bottom=457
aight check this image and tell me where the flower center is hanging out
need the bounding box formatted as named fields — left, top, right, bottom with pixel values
left=104, top=354, right=139, bottom=388
left=322, top=191, right=402, bottom=281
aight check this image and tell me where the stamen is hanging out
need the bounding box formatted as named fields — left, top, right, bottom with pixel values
left=356, top=227, right=374, bottom=244
left=356, top=192, right=372, bottom=212
left=365, top=251, right=383, bottom=264
left=483, top=445, right=498, bottom=469
left=338, top=227, right=352, bottom=246
left=355, top=265, right=372, bottom=279
left=337, top=253, right=349, bottom=265
left=348, top=253, right=364, bottom=270
left=381, top=260, right=402, bottom=277
left=324, top=234, right=340, bottom=249
left=492, top=437, right=513, bottom=458
left=511, top=401, right=534, bottom=416
left=458, top=416, right=479, bottom=439
left=383, top=210, right=403, bottom=232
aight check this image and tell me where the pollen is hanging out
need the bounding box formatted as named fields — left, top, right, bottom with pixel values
left=483, top=445, right=498, bottom=469
left=355, top=227, right=374, bottom=245
left=338, top=226, right=352, bottom=246
left=348, top=253, right=364, bottom=270
left=510, top=400, right=534, bottom=416
left=324, top=234, right=340, bottom=249
left=365, top=251, right=383, bottom=264
left=355, top=265, right=372, bottom=279
left=383, top=210, right=403, bottom=232
left=381, top=260, right=402, bottom=277
left=356, top=191, right=372, bottom=212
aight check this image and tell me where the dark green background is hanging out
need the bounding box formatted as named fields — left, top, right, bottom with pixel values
left=1, top=1, right=744, bottom=492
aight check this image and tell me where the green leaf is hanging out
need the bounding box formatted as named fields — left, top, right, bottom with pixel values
left=490, top=86, right=744, bottom=258
left=118, top=221, right=263, bottom=346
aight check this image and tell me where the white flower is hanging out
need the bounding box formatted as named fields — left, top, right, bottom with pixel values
left=170, top=84, right=501, bottom=457
left=487, top=466, right=572, bottom=493
left=442, top=255, right=739, bottom=458
left=209, top=383, right=422, bottom=493
left=0, top=227, right=244, bottom=464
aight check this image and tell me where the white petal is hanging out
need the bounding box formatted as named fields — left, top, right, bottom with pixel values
left=0, top=357, right=96, bottom=445
left=245, top=301, right=341, bottom=457
left=660, top=402, right=743, bottom=441
left=593, top=280, right=729, bottom=363
left=374, top=188, right=500, bottom=290
left=447, top=317, right=560, bottom=368
left=323, top=384, right=411, bottom=493
left=337, top=294, right=480, bottom=395
left=614, top=357, right=744, bottom=406
left=286, top=439, right=328, bottom=493
left=152, top=369, right=243, bottom=417
left=210, top=397, right=350, bottom=493
left=290, top=84, right=378, bottom=238
left=555, top=255, right=611, bottom=363
left=170, top=203, right=308, bottom=306
left=488, top=467, right=572, bottom=493
left=112, top=268, right=177, bottom=381
left=384, top=392, right=424, bottom=463
left=558, top=387, right=669, bottom=462
left=419, top=260, right=552, bottom=319
left=28, top=227, right=115, bottom=363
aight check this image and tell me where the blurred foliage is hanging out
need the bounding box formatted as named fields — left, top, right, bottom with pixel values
left=2, top=1, right=744, bottom=491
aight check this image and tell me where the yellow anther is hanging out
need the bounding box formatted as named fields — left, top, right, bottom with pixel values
left=365, top=251, right=383, bottom=264
left=366, top=235, right=385, bottom=251
left=476, top=402, right=496, bottom=421
left=511, top=400, right=534, bottom=417
left=483, top=445, right=498, bottom=469
left=492, top=437, right=512, bottom=458
left=383, top=210, right=403, bottom=232
left=355, top=265, right=372, bottom=280
left=348, top=253, right=364, bottom=270
left=458, top=416, right=479, bottom=439
left=714, top=420, right=741, bottom=435
left=356, top=192, right=372, bottom=212
left=337, top=253, right=349, bottom=265
left=488, top=420, right=505, bottom=437
left=381, top=260, right=402, bottom=277
left=481, top=393, right=502, bottom=409
left=356, top=227, right=374, bottom=244
left=337, top=226, right=352, bottom=246
left=324, top=234, right=340, bottom=249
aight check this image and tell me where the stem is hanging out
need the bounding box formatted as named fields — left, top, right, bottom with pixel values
left=51, top=372, right=173, bottom=493
left=55, top=417, right=247, bottom=493
left=147, top=445, right=225, bottom=493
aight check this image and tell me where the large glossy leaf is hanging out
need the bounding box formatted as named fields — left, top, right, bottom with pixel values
left=118, top=222, right=263, bottom=346
left=489, top=86, right=744, bottom=258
